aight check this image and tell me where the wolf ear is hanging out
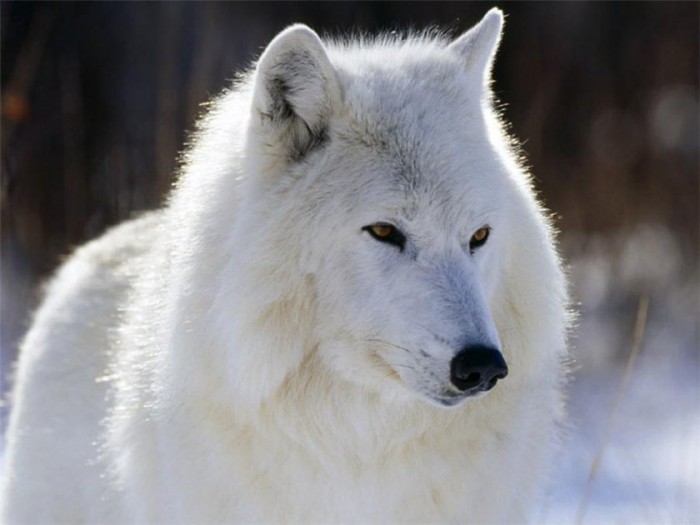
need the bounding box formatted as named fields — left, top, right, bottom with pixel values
left=448, top=8, right=504, bottom=88
left=251, top=25, right=341, bottom=164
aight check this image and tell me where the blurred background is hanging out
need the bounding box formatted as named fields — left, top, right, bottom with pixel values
left=1, top=2, right=698, bottom=523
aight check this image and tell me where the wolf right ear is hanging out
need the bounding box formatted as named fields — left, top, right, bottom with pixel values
left=448, top=8, right=504, bottom=89
left=250, top=25, right=341, bottom=165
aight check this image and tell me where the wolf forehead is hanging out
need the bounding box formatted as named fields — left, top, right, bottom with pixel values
left=334, top=49, right=488, bottom=156
left=328, top=52, right=502, bottom=214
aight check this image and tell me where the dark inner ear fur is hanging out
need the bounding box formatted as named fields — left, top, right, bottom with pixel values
left=266, top=76, right=295, bottom=123
left=292, top=119, right=328, bottom=162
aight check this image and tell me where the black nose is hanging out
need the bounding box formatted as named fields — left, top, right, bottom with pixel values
left=450, top=345, right=508, bottom=392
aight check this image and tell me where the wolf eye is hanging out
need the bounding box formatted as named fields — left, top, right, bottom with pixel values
left=469, top=227, right=490, bottom=252
left=362, top=223, right=406, bottom=251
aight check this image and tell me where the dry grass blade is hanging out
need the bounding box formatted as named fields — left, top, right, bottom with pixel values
left=574, top=296, right=650, bottom=525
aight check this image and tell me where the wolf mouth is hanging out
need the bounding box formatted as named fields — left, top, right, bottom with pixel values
left=432, top=388, right=492, bottom=407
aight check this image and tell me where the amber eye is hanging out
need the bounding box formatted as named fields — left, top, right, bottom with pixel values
left=469, top=227, right=490, bottom=252
left=362, top=223, right=406, bottom=251
left=369, top=224, right=392, bottom=238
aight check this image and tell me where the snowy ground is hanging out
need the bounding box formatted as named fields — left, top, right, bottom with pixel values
left=540, top=226, right=700, bottom=524
left=540, top=351, right=700, bottom=524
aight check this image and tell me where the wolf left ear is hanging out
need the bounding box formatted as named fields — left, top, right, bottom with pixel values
left=448, top=8, right=504, bottom=88
left=250, top=25, right=341, bottom=165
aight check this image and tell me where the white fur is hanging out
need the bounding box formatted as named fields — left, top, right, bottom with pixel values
left=1, top=9, right=569, bottom=524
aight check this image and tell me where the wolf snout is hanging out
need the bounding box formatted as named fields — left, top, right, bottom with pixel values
left=449, top=345, right=508, bottom=392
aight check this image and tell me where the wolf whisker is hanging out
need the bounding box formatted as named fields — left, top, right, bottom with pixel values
left=413, top=322, right=460, bottom=348
left=365, top=338, right=413, bottom=354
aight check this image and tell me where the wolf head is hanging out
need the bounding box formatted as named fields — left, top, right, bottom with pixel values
left=206, top=10, right=558, bottom=409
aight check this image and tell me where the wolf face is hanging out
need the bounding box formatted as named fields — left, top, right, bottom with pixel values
left=308, top=106, right=512, bottom=406
left=311, top=168, right=509, bottom=407
left=236, top=10, right=516, bottom=407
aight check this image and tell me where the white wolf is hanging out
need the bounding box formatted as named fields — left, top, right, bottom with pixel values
left=2, top=9, right=569, bottom=524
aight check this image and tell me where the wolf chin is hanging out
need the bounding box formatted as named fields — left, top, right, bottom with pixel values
left=2, top=9, right=569, bottom=524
